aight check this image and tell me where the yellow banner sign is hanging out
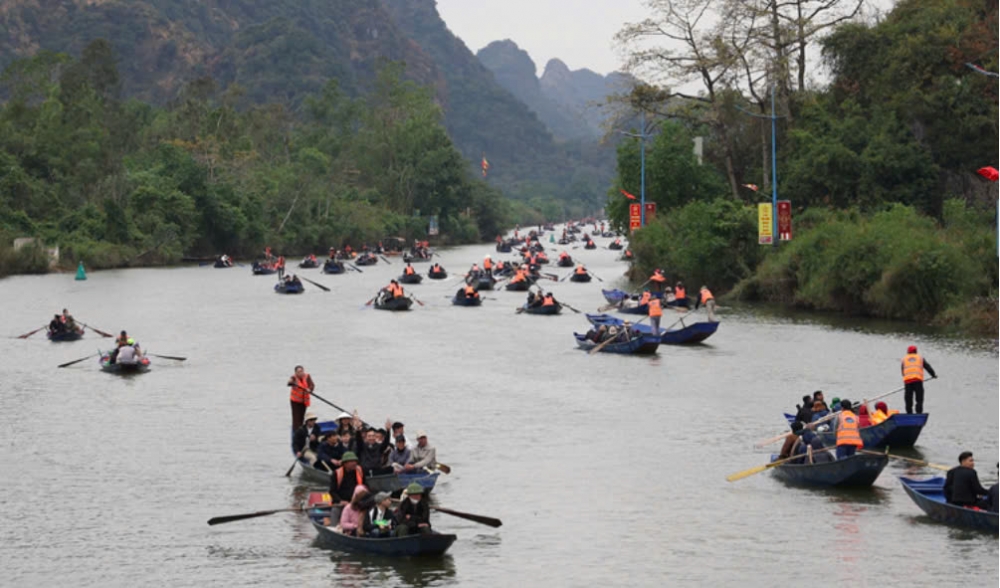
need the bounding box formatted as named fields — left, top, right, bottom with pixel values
left=758, top=203, right=773, bottom=245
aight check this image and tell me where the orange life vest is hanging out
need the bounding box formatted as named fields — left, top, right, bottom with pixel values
left=639, top=292, right=651, bottom=306
left=575, top=266, right=587, bottom=275
left=484, top=259, right=492, bottom=270
left=675, top=287, right=686, bottom=300
left=901, top=353, right=924, bottom=383
left=836, top=411, right=864, bottom=447
left=648, top=299, right=663, bottom=318
left=289, top=373, right=312, bottom=406
left=542, top=295, right=555, bottom=306
left=700, top=289, right=714, bottom=304
left=464, top=285, right=475, bottom=296
left=650, top=272, right=666, bottom=283
left=405, top=266, right=415, bottom=275
left=335, top=466, right=364, bottom=487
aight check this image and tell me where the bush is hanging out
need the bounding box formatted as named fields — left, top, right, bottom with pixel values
left=0, top=241, right=50, bottom=277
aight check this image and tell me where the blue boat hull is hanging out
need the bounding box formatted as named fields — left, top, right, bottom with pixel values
left=573, top=332, right=660, bottom=355
left=99, top=354, right=151, bottom=374
left=428, top=271, right=448, bottom=280
left=400, top=274, right=423, bottom=284
left=323, top=261, right=346, bottom=274
left=521, top=304, right=561, bottom=315
left=569, top=273, right=591, bottom=283
left=900, top=477, right=998, bottom=533
left=452, top=296, right=482, bottom=307
left=275, top=282, right=305, bottom=294
left=586, top=313, right=719, bottom=345
left=769, top=453, right=888, bottom=487
left=783, top=413, right=926, bottom=448
left=47, top=328, right=84, bottom=342
left=309, top=511, right=456, bottom=556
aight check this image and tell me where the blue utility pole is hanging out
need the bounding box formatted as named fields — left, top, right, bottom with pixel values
left=770, top=84, right=778, bottom=246
left=640, top=110, right=647, bottom=227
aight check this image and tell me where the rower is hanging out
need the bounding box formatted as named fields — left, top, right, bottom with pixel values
left=648, top=296, right=663, bottom=333
left=49, top=314, right=65, bottom=334
left=649, top=269, right=667, bottom=294
left=695, top=286, right=716, bottom=321
left=901, top=345, right=936, bottom=414
left=287, top=365, right=315, bottom=431
left=574, top=264, right=588, bottom=277
left=329, top=452, right=364, bottom=505
left=483, top=255, right=492, bottom=276
left=944, top=452, right=990, bottom=508
left=395, top=483, right=431, bottom=536
left=673, top=282, right=688, bottom=308
left=542, top=292, right=556, bottom=307
left=404, top=263, right=416, bottom=276
left=462, top=284, right=480, bottom=300
left=832, top=399, right=863, bottom=460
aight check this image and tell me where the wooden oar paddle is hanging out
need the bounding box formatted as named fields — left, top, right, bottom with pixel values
left=587, top=271, right=604, bottom=283
left=285, top=458, right=300, bottom=477
left=859, top=450, right=950, bottom=472
left=348, top=263, right=363, bottom=273
left=16, top=325, right=47, bottom=339
left=58, top=353, right=98, bottom=368
left=409, top=295, right=425, bottom=307
left=726, top=453, right=812, bottom=482
left=430, top=506, right=502, bottom=528
left=380, top=255, right=392, bottom=264
left=82, top=324, right=115, bottom=338
left=560, top=302, right=583, bottom=314
left=208, top=506, right=306, bottom=526
left=148, top=353, right=187, bottom=361
left=299, top=276, right=330, bottom=292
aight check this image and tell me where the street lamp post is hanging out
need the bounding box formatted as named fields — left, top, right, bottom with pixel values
left=737, top=84, right=782, bottom=246
left=619, top=111, right=653, bottom=228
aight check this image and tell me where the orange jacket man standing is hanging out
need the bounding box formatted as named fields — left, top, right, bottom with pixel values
left=287, top=365, right=315, bottom=430
left=901, top=345, right=936, bottom=414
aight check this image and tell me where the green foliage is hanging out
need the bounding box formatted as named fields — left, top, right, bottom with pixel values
left=629, top=198, right=762, bottom=291
left=0, top=43, right=516, bottom=272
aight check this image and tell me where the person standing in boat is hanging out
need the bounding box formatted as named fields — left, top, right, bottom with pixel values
left=901, top=345, right=936, bottom=414
left=647, top=296, right=663, bottom=334
left=287, top=365, right=315, bottom=431
left=673, top=282, right=688, bottom=308
left=395, top=483, right=431, bottom=536
left=695, top=286, right=716, bottom=321
left=483, top=255, right=493, bottom=276
left=831, top=399, right=864, bottom=459
left=944, top=451, right=989, bottom=509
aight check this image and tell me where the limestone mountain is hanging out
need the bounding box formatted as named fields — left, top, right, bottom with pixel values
left=540, top=58, right=636, bottom=136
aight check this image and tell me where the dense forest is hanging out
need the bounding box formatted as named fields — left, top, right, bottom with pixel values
left=0, top=43, right=514, bottom=273
left=609, top=0, right=997, bottom=332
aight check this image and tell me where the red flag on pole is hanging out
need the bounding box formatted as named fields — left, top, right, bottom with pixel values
left=976, top=166, right=999, bottom=182
left=481, top=154, right=490, bottom=178
left=620, top=189, right=637, bottom=200
left=741, top=183, right=759, bottom=192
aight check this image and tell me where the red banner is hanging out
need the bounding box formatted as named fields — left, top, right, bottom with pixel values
left=629, top=203, right=642, bottom=232
left=777, top=200, right=792, bottom=241
left=644, top=202, right=657, bottom=222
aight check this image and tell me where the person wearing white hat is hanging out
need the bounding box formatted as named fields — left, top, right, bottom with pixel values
left=407, top=431, right=437, bottom=472
left=293, top=413, right=322, bottom=465
left=335, top=412, right=357, bottom=437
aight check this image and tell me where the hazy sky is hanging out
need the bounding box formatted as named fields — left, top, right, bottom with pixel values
left=436, top=0, right=649, bottom=77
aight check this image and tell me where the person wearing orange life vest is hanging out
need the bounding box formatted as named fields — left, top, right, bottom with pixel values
left=404, top=263, right=416, bottom=276
left=901, top=345, right=936, bottom=414
left=832, top=399, right=864, bottom=459
left=462, top=284, right=480, bottom=300
left=673, top=282, right=688, bottom=308
left=649, top=269, right=667, bottom=294
left=695, top=285, right=717, bottom=321
left=647, top=296, right=663, bottom=333
left=542, top=292, right=556, bottom=306
left=287, top=365, right=315, bottom=431
left=328, top=452, right=365, bottom=506
left=639, top=290, right=652, bottom=307
left=575, top=264, right=588, bottom=276
left=869, top=401, right=898, bottom=425
left=483, top=255, right=493, bottom=276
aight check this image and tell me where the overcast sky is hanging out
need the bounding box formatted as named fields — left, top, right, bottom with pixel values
left=436, top=0, right=649, bottom=77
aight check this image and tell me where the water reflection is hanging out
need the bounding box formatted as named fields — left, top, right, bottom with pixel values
left=317, top=550, right=457, bottom=588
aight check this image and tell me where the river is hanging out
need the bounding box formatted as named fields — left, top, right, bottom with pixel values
left=1, top=235, right=996, bottom=587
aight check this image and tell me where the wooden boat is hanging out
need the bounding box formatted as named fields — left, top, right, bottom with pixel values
left=583, top=242, right=597, bottom=250
left=899, top=477, right=998, bottom=533
left=520, top=303, right=561, bottom=315
left=586, top=313, right=720, bottom=345
left=214, top=259, right=234, bottom=268
left=400, top=273, right=423, bottom=285
left=275, top=280, right=305, bottom=294
left=505, top=281, right=530, bottom=292
left=467, top=275, right=495, bottom=291
left=299, top=258, right=320, bottom=269
left=375, top=297, right=413, bottom=311
left=99, top=352, right=151, bottom=374
left=306, top=497, right=456, bottom=556
left=47, top=327, right=85, bottom=342
left=452, top=295, right=482, bottom=307
left=601, top=289, right=632, bottom=304
left=355, top=254, right=378, bottom=266
left=768, top=452, right=888, bottom=487
left=496, top=242, right=512, bottom=253
left=296, top=458, right=439, bottom=495
left=323, top=260, right=346, bottom=274
left=428, top=269, right=448, bottom=280
left=569, top=273, right=591, bottom=283
left=556, top=257, right=574, bottom=267
left=252, top=261, right=277, bottom=275
left=608, top=242, right=624, bottom=250
left=573, top=332, right=660, bottom=355
left=782, top=412, right=926, bottom=449
left=403, top=253, right=433, bottom=263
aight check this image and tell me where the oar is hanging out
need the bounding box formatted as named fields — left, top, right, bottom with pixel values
left=661, top=312, right=691, bottom=333
left=430, top=506, right=502, bottom=528
left=348, top=263, right=363, bottom=273
left=588, top=316, right=648, bottom=355
left=82, top=324, right=115, bottom=338
left=726, top=453, right=811, bottom=482
left=58, top=353, right=98, bottom=368
left=300, top=276, right=330, bottom=292
left=380, top=255, right=392, bottom=264
left=436, top=463, right=452, bottom=474
left=148, top=353, right=187, bottom=361
left=208, top=506, right=307, bottom=526
left=859, top=450, right=950, bottom=472
left=16, top=325, right=47, bottom=339
left=559, top=272, right=573, bottom=282
left=587, top=271, right=604, bottom=283
left=364, top=294, right=378, bottom=306
left=560, top=302, right=583, bottom=314
left=752, top=385, right=908, bottom=447
left=285, top=458, right=299, bottom=477
left=409, top=295, right=425, bottom=307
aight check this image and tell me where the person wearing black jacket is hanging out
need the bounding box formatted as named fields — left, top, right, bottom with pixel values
left=292, top=414, right=323, bottom=464
left=355, top=420, right=393, bottom=477
left=329, top=452, right=364, bottom=505
left=362, top=492, right=398, bottom=538
left=395, top=483, right=431, bottom=536
left=794, top=395, right=813, bottom=423
left=944, top=451, right=989, bottom=508
left=315, top=429, right=354, bottom=471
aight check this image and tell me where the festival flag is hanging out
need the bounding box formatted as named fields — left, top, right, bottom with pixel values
left=481, top=154, right=490, bottom=178
left=620, top=189, right=637, bottom=200
left=741, top=183, right=759, bottom=192
left=976, top=166, right=999, bottom=182
left=966, top=63, right=1000, bottom=78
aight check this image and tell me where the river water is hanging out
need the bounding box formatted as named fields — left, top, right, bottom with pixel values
left=1, top=235, right=996, bottom=587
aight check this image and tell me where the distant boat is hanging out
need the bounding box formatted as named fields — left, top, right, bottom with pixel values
left=75, top=262, right=87, bottom=281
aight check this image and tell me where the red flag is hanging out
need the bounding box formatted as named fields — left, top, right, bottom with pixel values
left=481, top=155, right=490, bottom=178
left=976, top=166, right=999, bottom=182
left=620, top=189, right=637, bottom=200
left=741, top=183, right=759, bottom=192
